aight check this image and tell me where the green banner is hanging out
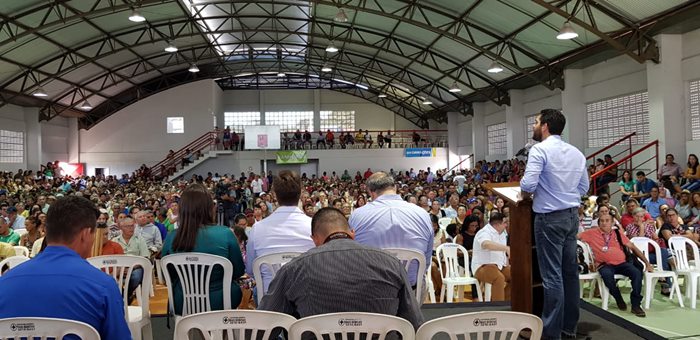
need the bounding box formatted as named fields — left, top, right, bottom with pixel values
left=276, top=150, right=308, bottom=164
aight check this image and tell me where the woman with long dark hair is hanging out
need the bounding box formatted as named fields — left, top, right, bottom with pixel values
left=162, top=183, right=245, bottom=314
left=681, top=154, right=700, bottom=192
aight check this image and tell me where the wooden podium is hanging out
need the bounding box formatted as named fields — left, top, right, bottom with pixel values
left=486, top=182, right=543, bottom=316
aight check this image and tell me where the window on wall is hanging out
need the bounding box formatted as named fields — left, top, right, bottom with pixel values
left=586, top=92, right=649, bottom=148
left=690, top=79, right=700, bottom=140
left=320, top=110, right=355, bottom=131
left=525, top=114, right=537, bottom=145
left=0, top=130, right=24, bottom=163
left=166, top=117, right=184, bottom=134
left=265, top=111, right=314, bottom=132
left=487, top=122, right=507, bottom=155
left=223, top=112, right=261, bottom=132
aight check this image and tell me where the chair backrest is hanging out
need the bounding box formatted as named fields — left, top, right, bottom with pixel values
left=87, top=254, right=152, bottom=319
left=630, top=237, right=661, bottom=271
left=0, top=317, right=100, bottom=340
left=0, top=255, right=30, bottom=276
left=415, top=311, right=543, bottom=340
left=289, top=312, right=415, bottom=340
left=438, top=217, right=452, bottom=230
left=436, top=243, right=470, bottom=280
left=668, top=236, right=700, bottom=271
left=252, top=252, right=303, bottom=300
left=161, top=253, right=233, bottom=317
left=384, top=248, right=426, bottom=303
left=13, top=228, right=28, bottom=237
left=576, top=240, right=595, bottom=266
left=174, top=310, right=297, bottom=340
left=13, top=246, right=30, bottom=257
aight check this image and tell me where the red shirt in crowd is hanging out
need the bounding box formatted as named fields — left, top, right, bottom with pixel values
left=579, top=228, right=629, bottom=267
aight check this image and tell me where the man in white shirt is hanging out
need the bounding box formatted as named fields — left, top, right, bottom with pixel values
left=441, top=193, right=459, bottom=219
left=251, top=175, right=264, bottom=197
left=471, top=212, right=511, bottom=301
left=246, top=170, right=314, bottom=295
left=453, top=172, right=467, bottom=194
left=135, top=210, right=162, bottom=257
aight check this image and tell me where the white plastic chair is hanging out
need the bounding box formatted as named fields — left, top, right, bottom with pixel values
left=438, top=217, right=452, bottom=231
left=13, top=246, right=30, bottom=257
left=13, top=228, right=27, bottom=237
left=161, top=253, right=233, bottom=325
left=415, top=311, right=543, bottom=340
left=436, top=243, right=482, bottom=303
left=252, top=251, right=303, bottom=301
left=88, top=255, right=153, bottom=340
left=669, top=236, right=700, bottom=309
left=0, top=255, right=30, bottom=276
left=630, top=237, right=684, bottom=309
left=384, top=248, right=426, bottom=304
left=289, top=312, right=415, bottom=340
left=0, top=317, right=100, bottom=340
left=174, top=310, right=296, bottom=340
left=425, top=260, right=436, bottom=303
left=577, top=240, right=600, bottom=299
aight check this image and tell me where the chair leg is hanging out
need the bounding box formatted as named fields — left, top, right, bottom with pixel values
left=691, top=278, right=698, bottom=309
left=439, top=285, right=446, bottom=303
left=484, top=283, right=491, bottom=302
left=671, top=276, right=684, bottom=308
left=446, top=284, right=454, bottom=303
left=644, top=276, right=653, bottom=310
left=142, top=322, right=153, bottom=340
left=600, top=279, right=609, bottom=311
left=579, top=280, right=584, bottom=299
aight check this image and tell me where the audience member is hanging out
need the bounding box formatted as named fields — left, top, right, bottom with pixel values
left=472, top=212, right=510, bottom=301
left=246, top=170, right=314, bottom=294
left=259, top=207, right=423, bottom=330
left=0, top=196, right=131, bottom=339
left=350, top=172, right=433, bottom=292
left=162, top=183, right=245, bottom=314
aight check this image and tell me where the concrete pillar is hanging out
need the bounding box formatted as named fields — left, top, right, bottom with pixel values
left=506, top=89, right=525, bottom=158
left=23, top=108, right=41, bottom=171
left=472, top=103, right=486, bottom=162
left=313, top=89, right=321, bottom=131
left=647, top=34, right=685, bottom=159
left=561, top=69, right=586, bottom=150
left=447, top=112, right=460, bottom=169
left=67, top=118, right=80, bottom=163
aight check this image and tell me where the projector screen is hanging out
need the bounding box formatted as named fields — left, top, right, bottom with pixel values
left=244, top=125, right=281, bottom=150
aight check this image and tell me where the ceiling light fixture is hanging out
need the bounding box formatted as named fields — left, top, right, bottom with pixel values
left=334, top=9, right=348, bottom=23
left=277, top=72, right=286, bottom=77
left=422, top=99, right=433, bottom=105
left=79, top=100, right=93, bottom=110
left=448, top=82, right=462, bottom=93
left=164, top=43, right=178, bottom=53
left=321, top=64, right=332, bottom=72
left=557, top=21, right=579, bottom=40
left=325, top=42, right=339, bottom=53
left=128, top=9, right=146, bottom=22
left=378, top=93, right=387, bottom=98
left=188, top=63, right=200, bottom=73
left=32, top=86, right=48, bottom=97
left=487, top=60, right=503, bottom=73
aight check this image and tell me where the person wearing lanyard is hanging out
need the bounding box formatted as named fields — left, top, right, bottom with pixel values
left=520, top=109, right=589, bottom=340
left=578, top=213, right=651, bottom=317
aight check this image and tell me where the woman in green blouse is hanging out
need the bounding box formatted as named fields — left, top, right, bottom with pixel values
left=618, top=170, right=637, bottom=203
left=162, top=183, right=245, bottom=314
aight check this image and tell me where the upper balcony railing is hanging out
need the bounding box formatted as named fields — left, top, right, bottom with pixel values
left=589, top=138, right=659, bottom=196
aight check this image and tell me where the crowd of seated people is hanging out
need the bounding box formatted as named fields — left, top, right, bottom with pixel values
left=0, top=149, right=699, bottom=333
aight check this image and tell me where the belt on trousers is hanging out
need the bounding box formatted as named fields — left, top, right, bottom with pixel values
left=536, top=206, right=577, bottom=216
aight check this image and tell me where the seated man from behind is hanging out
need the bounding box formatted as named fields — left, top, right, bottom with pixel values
left=259, top=207, right=423, bottom=330
left=0, top=196, right=130, bottom=339
left=578, top=213, right=652, bottom=317
left=471, top=212, right=511, bottom=301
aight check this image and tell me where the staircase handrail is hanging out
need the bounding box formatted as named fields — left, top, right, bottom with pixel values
left=150, top=130, right=217, bottom=178
left=590, top=139, right=659, bottom=195
left=586, top=132, right=636, bottom=162
left=447, top=154, right=473, bottom=173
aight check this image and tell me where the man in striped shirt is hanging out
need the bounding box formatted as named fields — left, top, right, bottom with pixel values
left=259, top=207, right=423, bottom=330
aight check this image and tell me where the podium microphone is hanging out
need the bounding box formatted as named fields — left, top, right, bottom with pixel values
left=516, top=141, right=536, bottom=158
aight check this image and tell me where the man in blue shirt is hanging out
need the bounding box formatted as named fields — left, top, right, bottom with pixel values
left=521, top=109, right=588, bottom=340
left=633, top=171, right=657, bottom=205
left=641, top=187, right=667, bottom=219
left=0, top=196, right=131, bottom=340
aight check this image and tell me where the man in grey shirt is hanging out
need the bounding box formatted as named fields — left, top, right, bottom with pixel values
left=259, top=207, right=423, bottom=330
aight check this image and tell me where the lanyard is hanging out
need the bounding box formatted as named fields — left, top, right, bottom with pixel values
left=601, top=231, right=612, bottom=252
left=323, top=232, right=352, bottom=244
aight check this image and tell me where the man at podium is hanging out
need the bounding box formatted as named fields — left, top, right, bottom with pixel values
left=520, top=109, right=589, bottom=340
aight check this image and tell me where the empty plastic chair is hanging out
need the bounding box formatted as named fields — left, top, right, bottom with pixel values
left=669, top=236, right=700, bottom=309
left=0, top=317, right=99, bottom=340
left=174, top=310, right=296, bottom=340
left=88, top=254, right=153, bottom=340
left=416, top=311, right=542, bottom=340
left=435, top=243, right=482, bottom=303
left=630, top=237, right=684, bottom=309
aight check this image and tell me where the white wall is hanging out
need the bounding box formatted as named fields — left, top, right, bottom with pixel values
left=0, top=104, right=28, bottom=171
left=180, top=148, right=449, bottom=179
left=41, top=117, right=69, bottom=164
left=79, top=80, right=218, bottom=176
left=682, top=28, right=700, bottom=156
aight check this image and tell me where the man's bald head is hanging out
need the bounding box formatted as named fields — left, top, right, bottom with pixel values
left=366, top=172, right=395, bottom=198
left=311, top=208, right=354, bottom=246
